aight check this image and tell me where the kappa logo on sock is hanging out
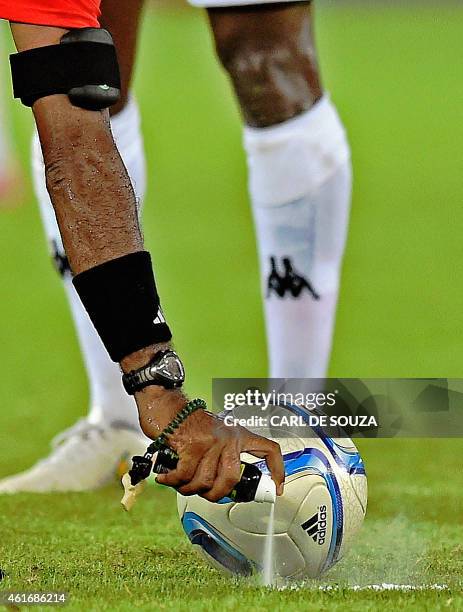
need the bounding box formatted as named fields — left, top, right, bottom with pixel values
left=51, top=240, right=71, bottom=278
left=267, top=256, right=320, bottom=300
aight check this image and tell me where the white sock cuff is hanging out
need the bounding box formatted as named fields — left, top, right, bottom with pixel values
left=244, top=95, right=351, bottom=207
left=109, top=95, right=143, bottom=156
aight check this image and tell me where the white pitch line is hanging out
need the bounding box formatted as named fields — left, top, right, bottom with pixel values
left=279, top=583, right=450, bottom=592
left=322, top=583, right=449, bottom=592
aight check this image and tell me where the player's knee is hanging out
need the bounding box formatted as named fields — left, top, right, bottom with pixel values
left=214, top=31, right=320, bottom=126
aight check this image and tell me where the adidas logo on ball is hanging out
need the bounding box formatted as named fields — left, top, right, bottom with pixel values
left=301, top=505, right=328, bottom=545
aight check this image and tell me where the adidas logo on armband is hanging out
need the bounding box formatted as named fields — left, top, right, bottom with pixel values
left=153, top=310, right=166, bottom=325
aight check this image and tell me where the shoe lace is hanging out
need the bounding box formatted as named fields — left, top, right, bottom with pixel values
left=35, top=419, right=107, bottom=467
left=51, top=418, right=104, bottom=449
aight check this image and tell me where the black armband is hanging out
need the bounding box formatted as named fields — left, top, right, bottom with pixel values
left=10, top=28, right=120, bottom=110
left=72, top=252, right=172, bottom=362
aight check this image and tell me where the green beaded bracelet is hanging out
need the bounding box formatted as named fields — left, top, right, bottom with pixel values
left=145, top=398, right=206, bottom=456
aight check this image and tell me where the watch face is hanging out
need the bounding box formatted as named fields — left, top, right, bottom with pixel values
left=151, top=351, right=185, bottom=385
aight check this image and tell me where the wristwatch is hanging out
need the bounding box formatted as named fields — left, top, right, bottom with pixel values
left=122, top=349, right=185, bottom=395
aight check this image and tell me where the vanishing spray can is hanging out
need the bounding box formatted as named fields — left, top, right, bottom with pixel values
left=153, top=447, right=276, bottom=504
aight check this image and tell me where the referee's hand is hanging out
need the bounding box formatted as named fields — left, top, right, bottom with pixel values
left=136, top=388, right=285, bottom=501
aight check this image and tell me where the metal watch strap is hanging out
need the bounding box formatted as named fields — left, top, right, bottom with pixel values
left=122, top=350, right=185, bottom=395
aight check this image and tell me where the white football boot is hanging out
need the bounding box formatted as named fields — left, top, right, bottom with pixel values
left=0, top=418, right=149, bottom=493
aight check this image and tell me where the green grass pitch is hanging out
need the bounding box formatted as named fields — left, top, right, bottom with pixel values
left=1, top=3, right=463, bottom=610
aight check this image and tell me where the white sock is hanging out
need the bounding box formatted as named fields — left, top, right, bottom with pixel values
left=32, top=96, right=146, bottom=428
left=244, top=96, right=352, bottom=378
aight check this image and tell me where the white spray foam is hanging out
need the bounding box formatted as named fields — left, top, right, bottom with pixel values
left=262, top=502, right=276, bottom=587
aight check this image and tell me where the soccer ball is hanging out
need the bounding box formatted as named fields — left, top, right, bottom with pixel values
left=177, top=403, right=367, bottom=579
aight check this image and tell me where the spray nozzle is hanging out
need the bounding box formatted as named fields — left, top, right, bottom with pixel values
left=254, top=474, right=277, bottom=504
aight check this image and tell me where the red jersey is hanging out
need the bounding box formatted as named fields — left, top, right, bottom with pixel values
left=0, top=0, right=100, bottom=29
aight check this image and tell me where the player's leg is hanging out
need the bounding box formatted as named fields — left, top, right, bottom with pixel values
left=1, top=10, right=284, bottom=497
left=0, top=14, right=170, bottom=490
left=29, top=0, right=147, bottom=476
left=3, top=3, right=149, bottom=491
left=0, top=20, right=166, bottom=492
left=207, top=2, right=352, bottom=378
